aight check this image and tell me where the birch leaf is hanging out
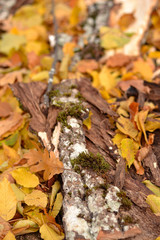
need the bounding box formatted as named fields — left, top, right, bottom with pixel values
left=40, top=223, right=64, bottom=240
left=51, top=193, right=63, bottom=218
left=0, top=178, right=17, bottom=221
left=143, top=180, right=160, bottom=197
left=121, top=138, right=139, bottom=167
left=116, top=116, right=138, bottom=139
left=11, top=168, right=39, bottom=188
left=50, top=181, right=61, bottom=209
left=24, top=190, right=47, bottom=208
left=3, top=231, right=16, bottom=240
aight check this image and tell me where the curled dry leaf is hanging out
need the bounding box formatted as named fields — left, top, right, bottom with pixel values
left=24, top=146, right=64, bottom=181
left=0, top=216, right=11, bottom=240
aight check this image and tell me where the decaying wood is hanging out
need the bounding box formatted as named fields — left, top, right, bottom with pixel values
left=12, top=78, right=160, bottom=240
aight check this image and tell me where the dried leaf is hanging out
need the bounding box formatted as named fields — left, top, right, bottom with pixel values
left=3, top=231, right=16, bottom=240
left=3, top=144, right=20, bottom=168
left=24, top=147, right=64, bottom=181
left=83, top=111, right=92, bottom=130
left=116, top=116, right=138, bottom=139
left=40, top=223, right=64, bottom=240
left=51, top=193, right=63, bottom=218
left=24, top=190, right=47, bottom=208
left=112, top=132, right=127, bottom=148
left=0, top=102, right=12, bottom=117
left=0, top=178, right=17, bottom=221
left=11, top=168, right=39, bottom=188
left=99, top=66, right=117, bottom=91
left=77, top=59, right=98, bottom=73
left=143, top=180, right=160, bottom=197
left=100, top=26, right=130, bottom=50
left=135, top=110, right=149, bottom=143
left=107, top=54, right=132, bottom=68
left=12, top=219, right=38, bottom=235
left=0, top=216, right=11, bottom=240
left=133, top=59, right=153, bottom=82
left=50, top=181, right=61, bottom=210
left=0, top=69, right=26, bottom=87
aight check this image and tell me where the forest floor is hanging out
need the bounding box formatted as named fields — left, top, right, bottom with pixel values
left=0, top=0, right=160, bottom=240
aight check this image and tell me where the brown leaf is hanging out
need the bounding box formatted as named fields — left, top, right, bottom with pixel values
left=107, top=54, right=133, bottom=68
left=77, top=59, right=99, bottom=73
left=0, top=102, right=13, bottom=117
left=24, top=145, right=64, bottom=181
left=118, top=79, right=150, bottom=94
left=27, top=51, right=40, bottom=70
left=0, top=216, right=11, bottom=240
left=0, top=112, right=23, bottom=140
left=0, top=69, right=26, bottom=87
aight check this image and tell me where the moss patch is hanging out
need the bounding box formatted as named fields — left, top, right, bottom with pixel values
left=117, top=190, right=132, bottom=209
left=71, top=152, right=110, bottom=175
left=57, top=102, right=85, bottom=127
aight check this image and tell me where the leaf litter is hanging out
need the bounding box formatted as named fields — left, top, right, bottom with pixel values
left=0, top=0, right=160, bottom=239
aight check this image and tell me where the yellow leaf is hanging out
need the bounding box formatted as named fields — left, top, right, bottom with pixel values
left=12, top=219, right=38, bottom=234
left=40, top=223, right=64, bottom=240
left=51, top=193, right=63, bottom=218
left=24, top=190, right=47, bottom=208
left=70, top=5, right=80, bottom=26
left=3, top=144, right=20, bottom=168
left=63, top=42, right=76, bottom=57
left=133, top=59, right=153, bottom=82
left=11, top=168, right=39, bottom=188
left=112, top=132, right=127, bottom=148
left=155, top=237, right=160, bottom=240
left=3, top=231, right=16, bottom=240
left=0, top=33, right=26, bottom=55
left=146, top=195, right=160, bottom=215
left=83, top=111, right=92, bottom=130
left=99, top=66, right=117, bottom=91
left=120, top=138, right=138, bottom=167
left=11, top=184, right=25, bottom=201
left=149, top=51, right=160, bottom=59
left=59, top=55, right=70, bottom=79
left=116, top=116, right=138, bottom=139
left=25, top=41, right=49, bottom=55
left=89, top=71, right=100, bottom=88
left=100, top=26, right=130, bottom=50
left=0, top=178, right=17, bottom=221
left=143, top=180, right=160, bottom=197
left=31, top=71, right=49, bottom=82
left=50, top=181, right=61, bottom=209
left=135, top=110, right=149, bottom=143
left=145, top=118, right=160, bottom=132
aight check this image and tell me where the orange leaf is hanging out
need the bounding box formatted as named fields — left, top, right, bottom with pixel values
left=24, top=146, right=64, bottom=181
left=77, top=59, right=99, bottom=73
left=0, top=102, right=13, bottom=117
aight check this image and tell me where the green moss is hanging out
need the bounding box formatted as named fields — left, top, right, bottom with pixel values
left=75, top=92, right=85, bottom=101
left=68, top=192, right=72, bottom=197
left=63, top=92, right=71, bottom=97
left=117, top=191, right=132, bottom=209
left=57, top=102, right=85, bottom=127
left=49, top=89, right=60, bottom=99
left=71, top=152, right=110, bottom=175
left=74, top=165, right=81, bottom=174
left=83, top=184, right=92, bottom=197
left=69, top=84, right=77, bottom=89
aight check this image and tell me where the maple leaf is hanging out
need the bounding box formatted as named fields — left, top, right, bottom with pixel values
left=24, top=146, right=64, bottom=181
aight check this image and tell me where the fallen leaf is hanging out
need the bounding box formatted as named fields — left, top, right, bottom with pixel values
left=118, top=13, right=135, bottom=31
left=133, top=59, right=153, bottom=82
left=0, top=33, right=26, bottom=55
left=40, top=223, right=64, bottom=240
left=100, top=26, right=130, bottom=50
left=77, top=59, right=98, bottom=73
left=116, top=116, right=138, bottom=139
left=0, top=102, right=13, bottom=117
left=12, top=219, right=38, bottom=235
left=112, top=132, right=127, bottom=148
left=27, top=52, right=40, bottom=70
left=99, top=66, right=117, bottom=91
left=24, top=146, right=64, bottom=181
left=0, top=112, right=23, bottom=140
left=143, top=180, right=160, bottom=197
left=11, top=168, right=39, bottom=188
left=0, top=216, right=11, bottom=240
left=51, top=193, right=63, bottom=218
left=146, top=194, right=160, bottom=215
left=0, top=178, right=17, bottom=221
left=121, top=138, right=138, bottom=167
left=50, top=181, right=61, bottom=210
left=83, top=111, right=92, bottom=130
left=135, top=110, right=149, bottom=143
left=3, top=144, right=20, bottom=168
left=2, top=230, right=16, bottom=240
left=107, top=54, right=132, bottom=68
left=24, top=190, right=47, bottom=208
left=0, top=69, right=26, bottom=87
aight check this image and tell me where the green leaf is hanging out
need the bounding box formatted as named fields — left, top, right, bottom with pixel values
left=100, top=26, right=130, bottom=50
left=0, top=33, right=26, bottom=55
left=143, top=180, right=160, bottom=197
left=0, top=132, right=19, bottom=147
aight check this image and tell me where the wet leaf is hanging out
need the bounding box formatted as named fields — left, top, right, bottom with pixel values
left=0, top=178, right=17, bottom=221
left=11, top=168, right=39, bottom=188
left=24, top=190, right=47, bottom=208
